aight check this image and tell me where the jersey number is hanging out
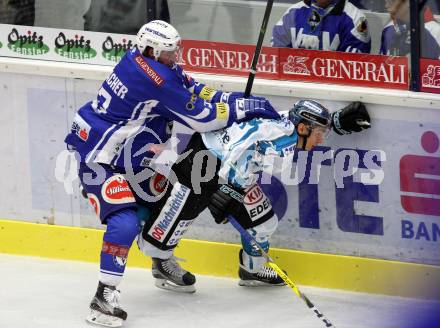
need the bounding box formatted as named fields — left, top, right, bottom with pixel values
left=95, top=87, right=112, bottom=114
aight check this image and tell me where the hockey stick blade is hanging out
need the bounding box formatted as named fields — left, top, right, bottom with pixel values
left=228, top=215, right=336, bottom=328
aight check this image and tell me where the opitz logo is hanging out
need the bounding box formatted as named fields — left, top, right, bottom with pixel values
left=102, top=36, right=134, bottom=62
left=7, top=28, right=49, bottom=55
left=54, top=32, right=97, bottom=60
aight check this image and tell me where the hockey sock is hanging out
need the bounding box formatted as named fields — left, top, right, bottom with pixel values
left=99, top=209, right=141, bottom=286
left=241, top=232, right=270, bottom=273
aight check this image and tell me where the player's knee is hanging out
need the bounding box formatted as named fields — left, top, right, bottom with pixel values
left=242, top=214, right=279, bottom=255
left=253, top=214, right=278, bottom=239
left=105, top=209, right=141, bottom=245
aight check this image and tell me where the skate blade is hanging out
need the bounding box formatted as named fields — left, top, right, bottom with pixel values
left=238, top=279, right=286, bottom=287
left=154, top=278, right=196, bottom=293
left=86, top=309, right=124, bottom=327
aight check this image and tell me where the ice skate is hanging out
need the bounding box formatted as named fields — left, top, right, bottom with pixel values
left=86, top=282, right=127, bottom=327
left=238, top=249, right=286, bottom=287
left=152, top=256, right=196, bottom=293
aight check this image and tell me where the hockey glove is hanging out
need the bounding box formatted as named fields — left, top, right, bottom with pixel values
left=220, top=92, right=265, bottom=103
left=331, top=101, right=371, bottom=135
left=219, top=91, right=245, bottom=103
left=208, top=184, right=244, bottom=224
left=233, top=97, right=280, bottom=123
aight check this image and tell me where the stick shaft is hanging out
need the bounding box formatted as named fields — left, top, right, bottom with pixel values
left=244, top=0, right=274, bottom=97
left=228, top=215, right=336, bottom=327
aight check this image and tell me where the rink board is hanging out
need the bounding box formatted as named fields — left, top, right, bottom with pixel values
left=0, top=63, right=439, bottom=267
left=1, top=219, right=439, bottom=300
left=0, top=57, right=439, bottom=302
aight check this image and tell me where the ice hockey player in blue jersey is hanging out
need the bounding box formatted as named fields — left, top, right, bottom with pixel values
left=64, top=20, right=280, bottom=327
left=137, top=100, right=370, bottom=287
left=271, top=0, right=371, bottom=53
left=380, top=0, right=440, bottom=59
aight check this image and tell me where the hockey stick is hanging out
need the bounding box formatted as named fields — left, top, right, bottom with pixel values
left=244, top=0, right=274, bottom=97
left=227, top=215, right=336, bottom=328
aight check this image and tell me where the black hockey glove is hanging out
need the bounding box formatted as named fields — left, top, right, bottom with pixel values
left=331, top=101, right=371, bottom=135
left=208, top=184, right=244, bottom=224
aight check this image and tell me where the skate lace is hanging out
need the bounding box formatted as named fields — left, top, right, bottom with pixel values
left=103, top=287, right=122, bottom=309
left=257, top=265, right=278, bottom=279
left=162, top=256, right=187, bottom=278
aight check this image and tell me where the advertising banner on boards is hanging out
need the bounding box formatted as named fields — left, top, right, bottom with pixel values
left=0, top=23, right=411, bottom=90
left=0, top=72, right=437, bottom=266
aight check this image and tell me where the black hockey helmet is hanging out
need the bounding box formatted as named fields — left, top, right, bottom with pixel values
left=288, top=100, right=331, bottom=129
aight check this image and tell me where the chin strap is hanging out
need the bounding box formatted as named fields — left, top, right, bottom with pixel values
left=298, top=126, right=312, bottom=150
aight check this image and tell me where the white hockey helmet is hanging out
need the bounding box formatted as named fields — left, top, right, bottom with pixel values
left=136, top=20, right=181, bottom=60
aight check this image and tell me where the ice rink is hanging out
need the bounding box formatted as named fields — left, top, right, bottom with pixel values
left=1, top=254, right=438, bottom=328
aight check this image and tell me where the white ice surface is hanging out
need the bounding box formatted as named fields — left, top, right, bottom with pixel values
left=0, top=254, right=438, bottom=328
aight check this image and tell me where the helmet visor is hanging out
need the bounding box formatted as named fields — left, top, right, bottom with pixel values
left=159, top=40, right=181, bottom=65
left=310, top=124, right=331, bottom=142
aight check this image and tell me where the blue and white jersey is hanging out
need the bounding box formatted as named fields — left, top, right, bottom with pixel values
left=271, top=0, right=371, bottom=53
left=65, top=47, right=238, bottom=169
left=380, top=15, right=440, bottom=59
left=202, top=111, right=297, bottom=188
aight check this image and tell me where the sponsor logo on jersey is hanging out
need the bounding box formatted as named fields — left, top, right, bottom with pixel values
left=239, top=185, right=271, bottom=220
left=356, top=17, right=369, bottom=36
left=140, top=157, right=152, bottom=167
left=307, top=10, right=321, bottom=32
left=166, top=219, right=195, bottom=246
left=134, top=55, right=164, bottom=86
left=216, top=103, right=228, bottom=120
left=221, top=131, right=230, bottom=144
left=88, top=193, right=101, bottom=217
left=199, top=86, right=216, bottom=101
left=244, top=185, right=264, bottom=205
left=7, top=28, right=49, bottom=56
left=71, top=114, right=91, bottom=141
left=101, top=175, right=135, bottom=204
left=148, top=183, right=190, bottom=242
left=186, top=93, right=197, bottom=110
left=101, top=36, right=134, bottom=63
left=149, top=173, right=168, bottom=196
left=292, top=28, right=341, bottom=51
left=219, top=184, right=244, bottom=203
left=54, top=32, right=97, bottom=60
left=247, top=198, right=271, bottom=220
left=183, top=71, right=193, bottom=84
